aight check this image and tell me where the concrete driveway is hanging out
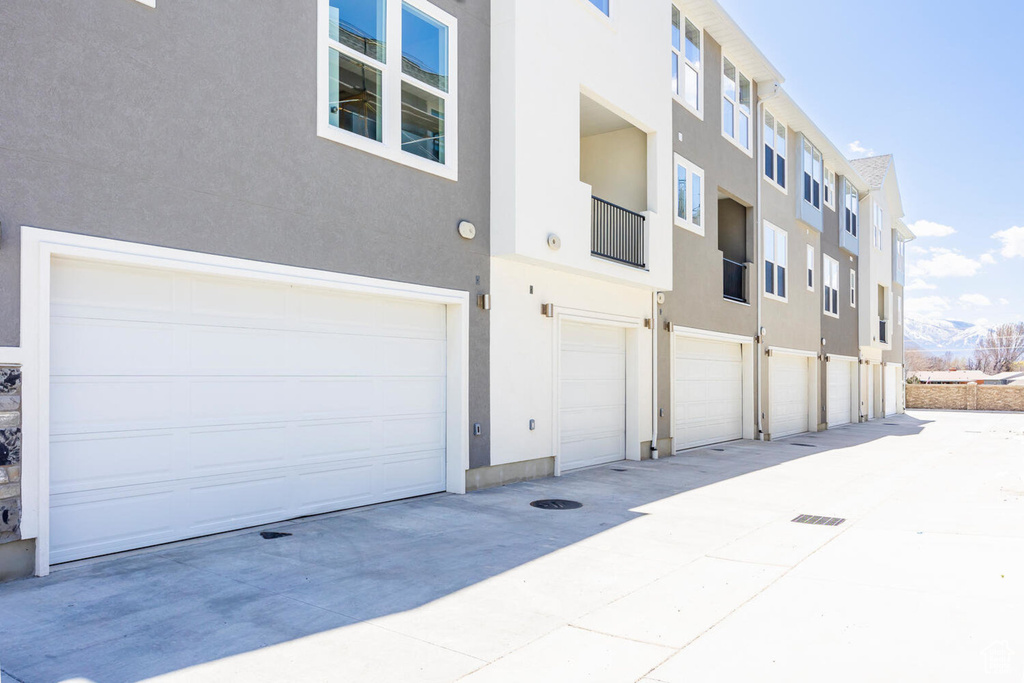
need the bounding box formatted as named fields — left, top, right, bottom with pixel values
left=1, top=411, right=1022, bottom=682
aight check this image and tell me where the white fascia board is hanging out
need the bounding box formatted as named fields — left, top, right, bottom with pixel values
left=680, top=0, right=784, bottom=85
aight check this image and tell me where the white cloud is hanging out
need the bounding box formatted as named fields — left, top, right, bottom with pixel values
left=906, top=279, right=937, bottom=291
left=974, top=318, right=990, bottom=327
left=907, top=296, right=950, bottom=317
left=959, top=294, right=992, bottom=307
left=909, top=247, right=983, bottom=278
left=993, top=226, right=1024, bottom=258
left=907, top=220, right=956, bottom=238
left=847, top=140, right=875, bottom=157
left=999, top=298, right=1010, bottom=305
left=980, top=252, right=997, bottom=265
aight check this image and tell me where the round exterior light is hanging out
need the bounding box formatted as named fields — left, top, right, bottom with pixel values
left=458, top=221, right=476, bottom=240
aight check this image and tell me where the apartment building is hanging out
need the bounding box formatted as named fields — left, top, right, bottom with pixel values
left=0, top=0, right=911, bottom=580
left=0, top=0, right=491, bottom=577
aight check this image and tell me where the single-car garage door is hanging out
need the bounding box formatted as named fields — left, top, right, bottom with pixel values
left=827, top=359, right=855, bottom=427
left=49, top=257, right=448, bottom=563
left=770, top=353, right=810, bottom=438
left=885, top=364, right=900, bottom=416
left=559, top=321, right=626, bottom=471
left=674, top=337, right=743, bottom=450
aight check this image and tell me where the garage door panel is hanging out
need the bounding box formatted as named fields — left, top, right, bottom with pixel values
left=49, top=258, right=449, bottom=563
left=770, top=354, right=810, bottom=438
left=559, top=322, right=627, bottom=471
left=674, top=337, right=744, bottom=450
left=50, top=432, right=178, bottom=495
left=827, top=361, right=853, bottom=427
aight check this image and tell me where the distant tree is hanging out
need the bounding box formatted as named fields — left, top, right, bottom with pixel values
left=973, top=322, right=1024, bottom=374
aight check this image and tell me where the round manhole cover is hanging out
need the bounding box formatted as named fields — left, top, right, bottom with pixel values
left=530, top=499, right=582, bottom=510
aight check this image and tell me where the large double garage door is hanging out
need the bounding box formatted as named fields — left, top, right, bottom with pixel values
left=49, top=258, right=449, bottom=563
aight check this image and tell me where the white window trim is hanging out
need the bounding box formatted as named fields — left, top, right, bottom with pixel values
left=721, top=55, right=753, bottom=157
left=763, top=110, right=787, bottom=195
left=802, top=139, right=823, bottom=211
left=844, top=183, right=860, bottom=237
left=674, top=153, right=705, bottom=236
left=897, top=295, right=902, bottom=326
left=850, top=268, right=857, bottom=308
left=873, top=202, right=884, bottom=250
left=823, top=167, right=836, bottom=210
left=316, top=0, right=460, bottom=181
left=671, top=6, right=703, bottom=120
left=823, top=254, right=840, bottom=318
left=806, top=245, right=815, bottom=292
left=764, top=221, right=788, bottom=303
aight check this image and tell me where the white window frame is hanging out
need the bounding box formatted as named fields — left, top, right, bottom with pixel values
left=823, top=255, right=840, bottom=318
left=316, top=0, right=459, bottom=181
left=823, top=167, right=836, bottom=210
left=764, top=221, right=788, bottom=303
left=806, top=245, right=815, bottom=292
left=850, top=268, right=857, bottom=308
left=844, top=182, right=859, bottom=237
left=721, top=56, right=753, bottom=156
left=873, top=202, right=884, bottom=249
left=674, top=153, right=705, bottom=236
left=763, top=110, right=787, bottom=193
left=897, top=295, right=902, bottom=325
left=803, top=139, right=823, bottom=210
left=671, top=6, right=703, bottom=119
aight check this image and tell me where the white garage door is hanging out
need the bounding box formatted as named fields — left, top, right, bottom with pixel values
left=674, top=337, right=743, bottom=450
left=885, top=364, right=900, bottom=416
left=827, top=360, right=854, bottom=427
left=770, top=353, right=810, bottom=438
left=49, top=257, right=448, bottom=563
left=559, top=321, right=626, bottom=471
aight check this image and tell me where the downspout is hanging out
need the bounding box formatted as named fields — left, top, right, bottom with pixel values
left=755, top=82, right=782, bottom=440
left=650, top=290, right=659, bottom=459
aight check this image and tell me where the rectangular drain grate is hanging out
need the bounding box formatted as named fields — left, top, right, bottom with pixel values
left=791, top=443, right=817, bottom=448
left=792, top=514, right=845, bottom=526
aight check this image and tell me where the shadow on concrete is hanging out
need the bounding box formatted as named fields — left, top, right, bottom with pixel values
left=0, top=415, right=930, bottom=682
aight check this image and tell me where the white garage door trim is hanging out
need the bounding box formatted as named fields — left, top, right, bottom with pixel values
left=826, top=355, right=857, bottom=428
left=768, top=348, right=815, bottom=440
left=552, top=308, right=642, bottom=476
left=670, top=328, right=754, bottom=451
left=19, top=227, right=471, bottom=576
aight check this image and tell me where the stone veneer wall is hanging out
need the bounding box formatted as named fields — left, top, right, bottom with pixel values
left=906, top=383, right=1024, bottom=412
left=0, top=367, right=22, bottom=544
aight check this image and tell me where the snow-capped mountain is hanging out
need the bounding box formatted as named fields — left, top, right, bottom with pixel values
left=904, top=317, right=991, bottom=355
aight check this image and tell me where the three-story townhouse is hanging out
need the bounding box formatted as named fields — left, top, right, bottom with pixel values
left=0, top=0, right=491, bottom=577
left=486, top=0, right=673, bottom=481
left=849, top=155, right=914, bottom=419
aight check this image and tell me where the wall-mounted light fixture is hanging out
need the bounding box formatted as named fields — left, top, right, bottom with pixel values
left=478, top=294, right=491, bottom=310
left=644, top=318, right=652, bottom=329
left=458, top=221, right=477, bottom=240
left=541, top=303, right=554, bottom=318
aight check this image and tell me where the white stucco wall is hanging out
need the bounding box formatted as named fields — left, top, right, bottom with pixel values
left=489, top=258, right=655, bottom=468
left=491, top=0, right=673, bottom=291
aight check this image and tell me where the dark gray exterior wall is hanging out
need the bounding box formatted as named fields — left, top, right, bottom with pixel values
left=819, top=177, right=860, bottom=425
left=657, top=32, right=759, bottom=444
left=0, top=0, right=492, bottom=467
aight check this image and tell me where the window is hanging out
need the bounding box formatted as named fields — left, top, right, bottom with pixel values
left=844, top=182, right=859, bottom=236
left=873, top=202, right=884, bottom=249
left=722, top=57, right=751, bottom=153
left=803, top=139, right=823, bottom=210
left=763, top=111, right=787, bottom=191
left=671, top=7, right=701, bottom=114
left=823, top=255, right=840, bottom=317
left=823, top=167, right=836, bottom=210
left=806, top=245, right=815, bottom=291
left=319, top=0, right=458, bottom=178
left=675, top=154, right=705, bottom=235
left=764, top=222, right=788, bottom=301
left=850, top=269, right=857, bottom=308
left=588, top=0, right=610, bottom=15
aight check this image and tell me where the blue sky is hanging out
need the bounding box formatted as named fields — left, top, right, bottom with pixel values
left=716, top=0, right=1024, bottom=326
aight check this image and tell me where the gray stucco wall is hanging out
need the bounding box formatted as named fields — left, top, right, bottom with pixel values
left=657, top=32, right=759, bottom=444
left=819, top=178, right=860, bottom=425
left=0, top=0, right=492, bottom=467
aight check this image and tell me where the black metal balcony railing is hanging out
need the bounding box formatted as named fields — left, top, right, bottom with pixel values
left=879, top=319, right=889, bottom=344
left=591, top=196, right=646, bottom=269
left=723, top=258, right=747, bottom=303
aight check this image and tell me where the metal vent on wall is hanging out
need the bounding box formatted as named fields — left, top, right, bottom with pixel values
left=792, top=514, right=845, bottom=527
